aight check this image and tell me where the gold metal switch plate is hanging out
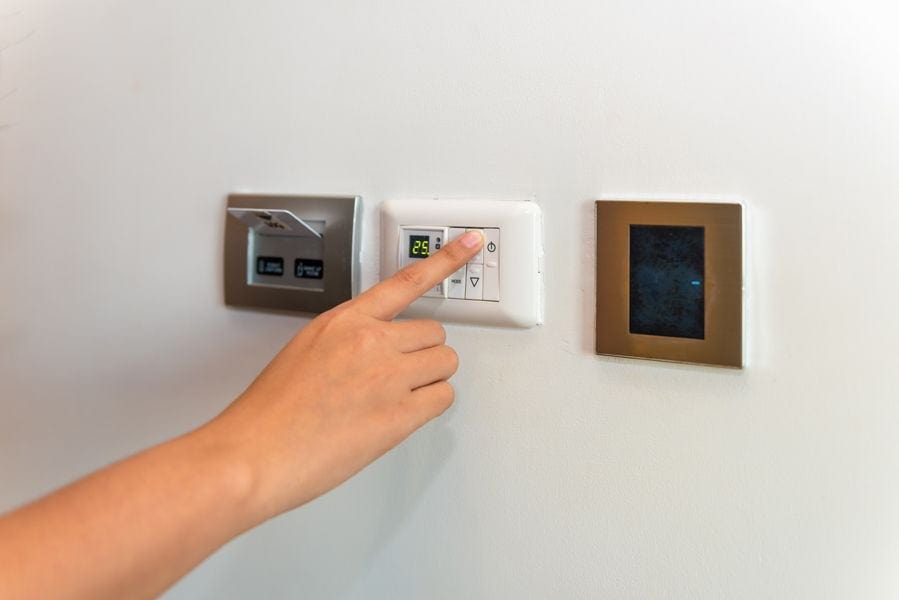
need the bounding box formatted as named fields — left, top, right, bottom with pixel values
left=595, top=200, right=744, bottom=368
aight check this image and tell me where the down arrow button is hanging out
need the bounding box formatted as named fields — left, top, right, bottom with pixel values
left=465, top=263, right=484, bottom=300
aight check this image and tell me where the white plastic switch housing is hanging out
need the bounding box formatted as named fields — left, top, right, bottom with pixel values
left=380, top=199, right=544, bottom=328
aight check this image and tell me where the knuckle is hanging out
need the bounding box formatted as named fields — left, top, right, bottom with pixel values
left=394, top=266, right=428, bottom=289
left=442, top=241, right=469, bottom=263
left=324, top=305, right=353, bottom=325
left=318, top=306, right=357, bottom=335
left=443, top=346, right=460, bottom=372
left=354, top=323, right=388, bottom=350
left=435, top=382, right=455, bottom=410
left=428, top=320, right=447, bottom=344
left=313, top=306, right=340, bottom=326
left=313, top=310, right=343, bottom=337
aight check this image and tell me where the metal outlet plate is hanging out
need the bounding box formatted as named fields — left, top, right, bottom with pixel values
left=595, top=200, right=744, bottom=368
left=224, top=194, right=361, bottom=314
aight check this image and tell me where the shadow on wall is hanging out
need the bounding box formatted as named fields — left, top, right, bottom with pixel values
left=579, top=199, right=597, bottom=355
left=0, top=7, right=34, bottom=129
left=180, top=420, right=456, bottom=598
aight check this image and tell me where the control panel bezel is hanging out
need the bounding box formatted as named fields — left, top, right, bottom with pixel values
left=380, top=199, right=543, bottom=328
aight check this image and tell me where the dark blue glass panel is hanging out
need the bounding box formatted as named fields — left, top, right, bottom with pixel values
left=629, top=225, right=705, bottom=339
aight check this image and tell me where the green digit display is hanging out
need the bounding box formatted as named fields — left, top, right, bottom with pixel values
left=408, top=235, right=430, bottom=258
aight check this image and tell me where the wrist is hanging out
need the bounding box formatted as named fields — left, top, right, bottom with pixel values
left=184, top=418, right=268, bottom=532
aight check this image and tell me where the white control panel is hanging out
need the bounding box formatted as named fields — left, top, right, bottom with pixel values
left=381, top=199, right=543, bottom=328
left=399, top=226, right=500, bottom=301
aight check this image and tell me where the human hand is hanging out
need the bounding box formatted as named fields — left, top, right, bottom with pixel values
left=0, top=230, right=482, bottom=600
left=206, top=230, right=484, bottom=523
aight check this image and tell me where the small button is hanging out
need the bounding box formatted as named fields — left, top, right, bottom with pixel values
left=448, top=265, right=466, bottom=299
left=256, top=256, right=284, bottom=276
left=483, top=228, right=500, bottom=301
left=467, top=228, right=485, bottom=264
left=448, top=227, right=466, bottom=246
left=295, top=259, right=324, bottom=279
left=465, top=263, right=484, bottom=300
left=445, top=228, right=467, bottom=300
left=423, top=280, right=447, bottom=299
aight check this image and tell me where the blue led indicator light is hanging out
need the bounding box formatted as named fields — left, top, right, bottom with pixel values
left=691, top=280, right=702, bottom=286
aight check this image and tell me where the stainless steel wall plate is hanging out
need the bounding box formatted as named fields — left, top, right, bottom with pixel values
left=224, top=194, right=361, bottom=314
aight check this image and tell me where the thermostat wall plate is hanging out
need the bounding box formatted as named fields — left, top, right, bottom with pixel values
left=380, top=199, right=544, bottom=328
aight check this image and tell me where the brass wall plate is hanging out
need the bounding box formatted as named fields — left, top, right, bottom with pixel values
left=595, top=200, right=743, bottom=368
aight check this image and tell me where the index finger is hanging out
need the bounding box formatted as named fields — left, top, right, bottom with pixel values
left=352, top=230, right=484, bottom=320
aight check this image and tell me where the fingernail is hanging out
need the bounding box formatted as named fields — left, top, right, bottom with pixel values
left=460, top=231, right=483, bottom=249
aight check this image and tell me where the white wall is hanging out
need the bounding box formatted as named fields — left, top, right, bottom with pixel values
left=2, top=0, right=899, bottom=597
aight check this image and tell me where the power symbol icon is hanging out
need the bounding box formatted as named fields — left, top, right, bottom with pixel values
left=487, top=241, right=497, bottom=253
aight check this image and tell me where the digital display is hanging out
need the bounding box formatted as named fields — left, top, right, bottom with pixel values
left=629, top=225, right=705, bottom=339
left=295, top=259, right=324, bottom=279
left=408, top=235, right=430, bottom=258
left=256, top=256, right=284, bottom=276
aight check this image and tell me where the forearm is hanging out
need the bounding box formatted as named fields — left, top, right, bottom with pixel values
left=0, top=421, right=260, bottom=599
left=0, top=233, right=479, bottom=598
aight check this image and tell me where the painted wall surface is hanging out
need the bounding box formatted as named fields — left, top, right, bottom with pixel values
left=2, top=1, right=899, bottom=598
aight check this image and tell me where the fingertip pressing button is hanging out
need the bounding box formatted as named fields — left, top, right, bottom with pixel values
left=466, top=228, right=485, bottom=264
